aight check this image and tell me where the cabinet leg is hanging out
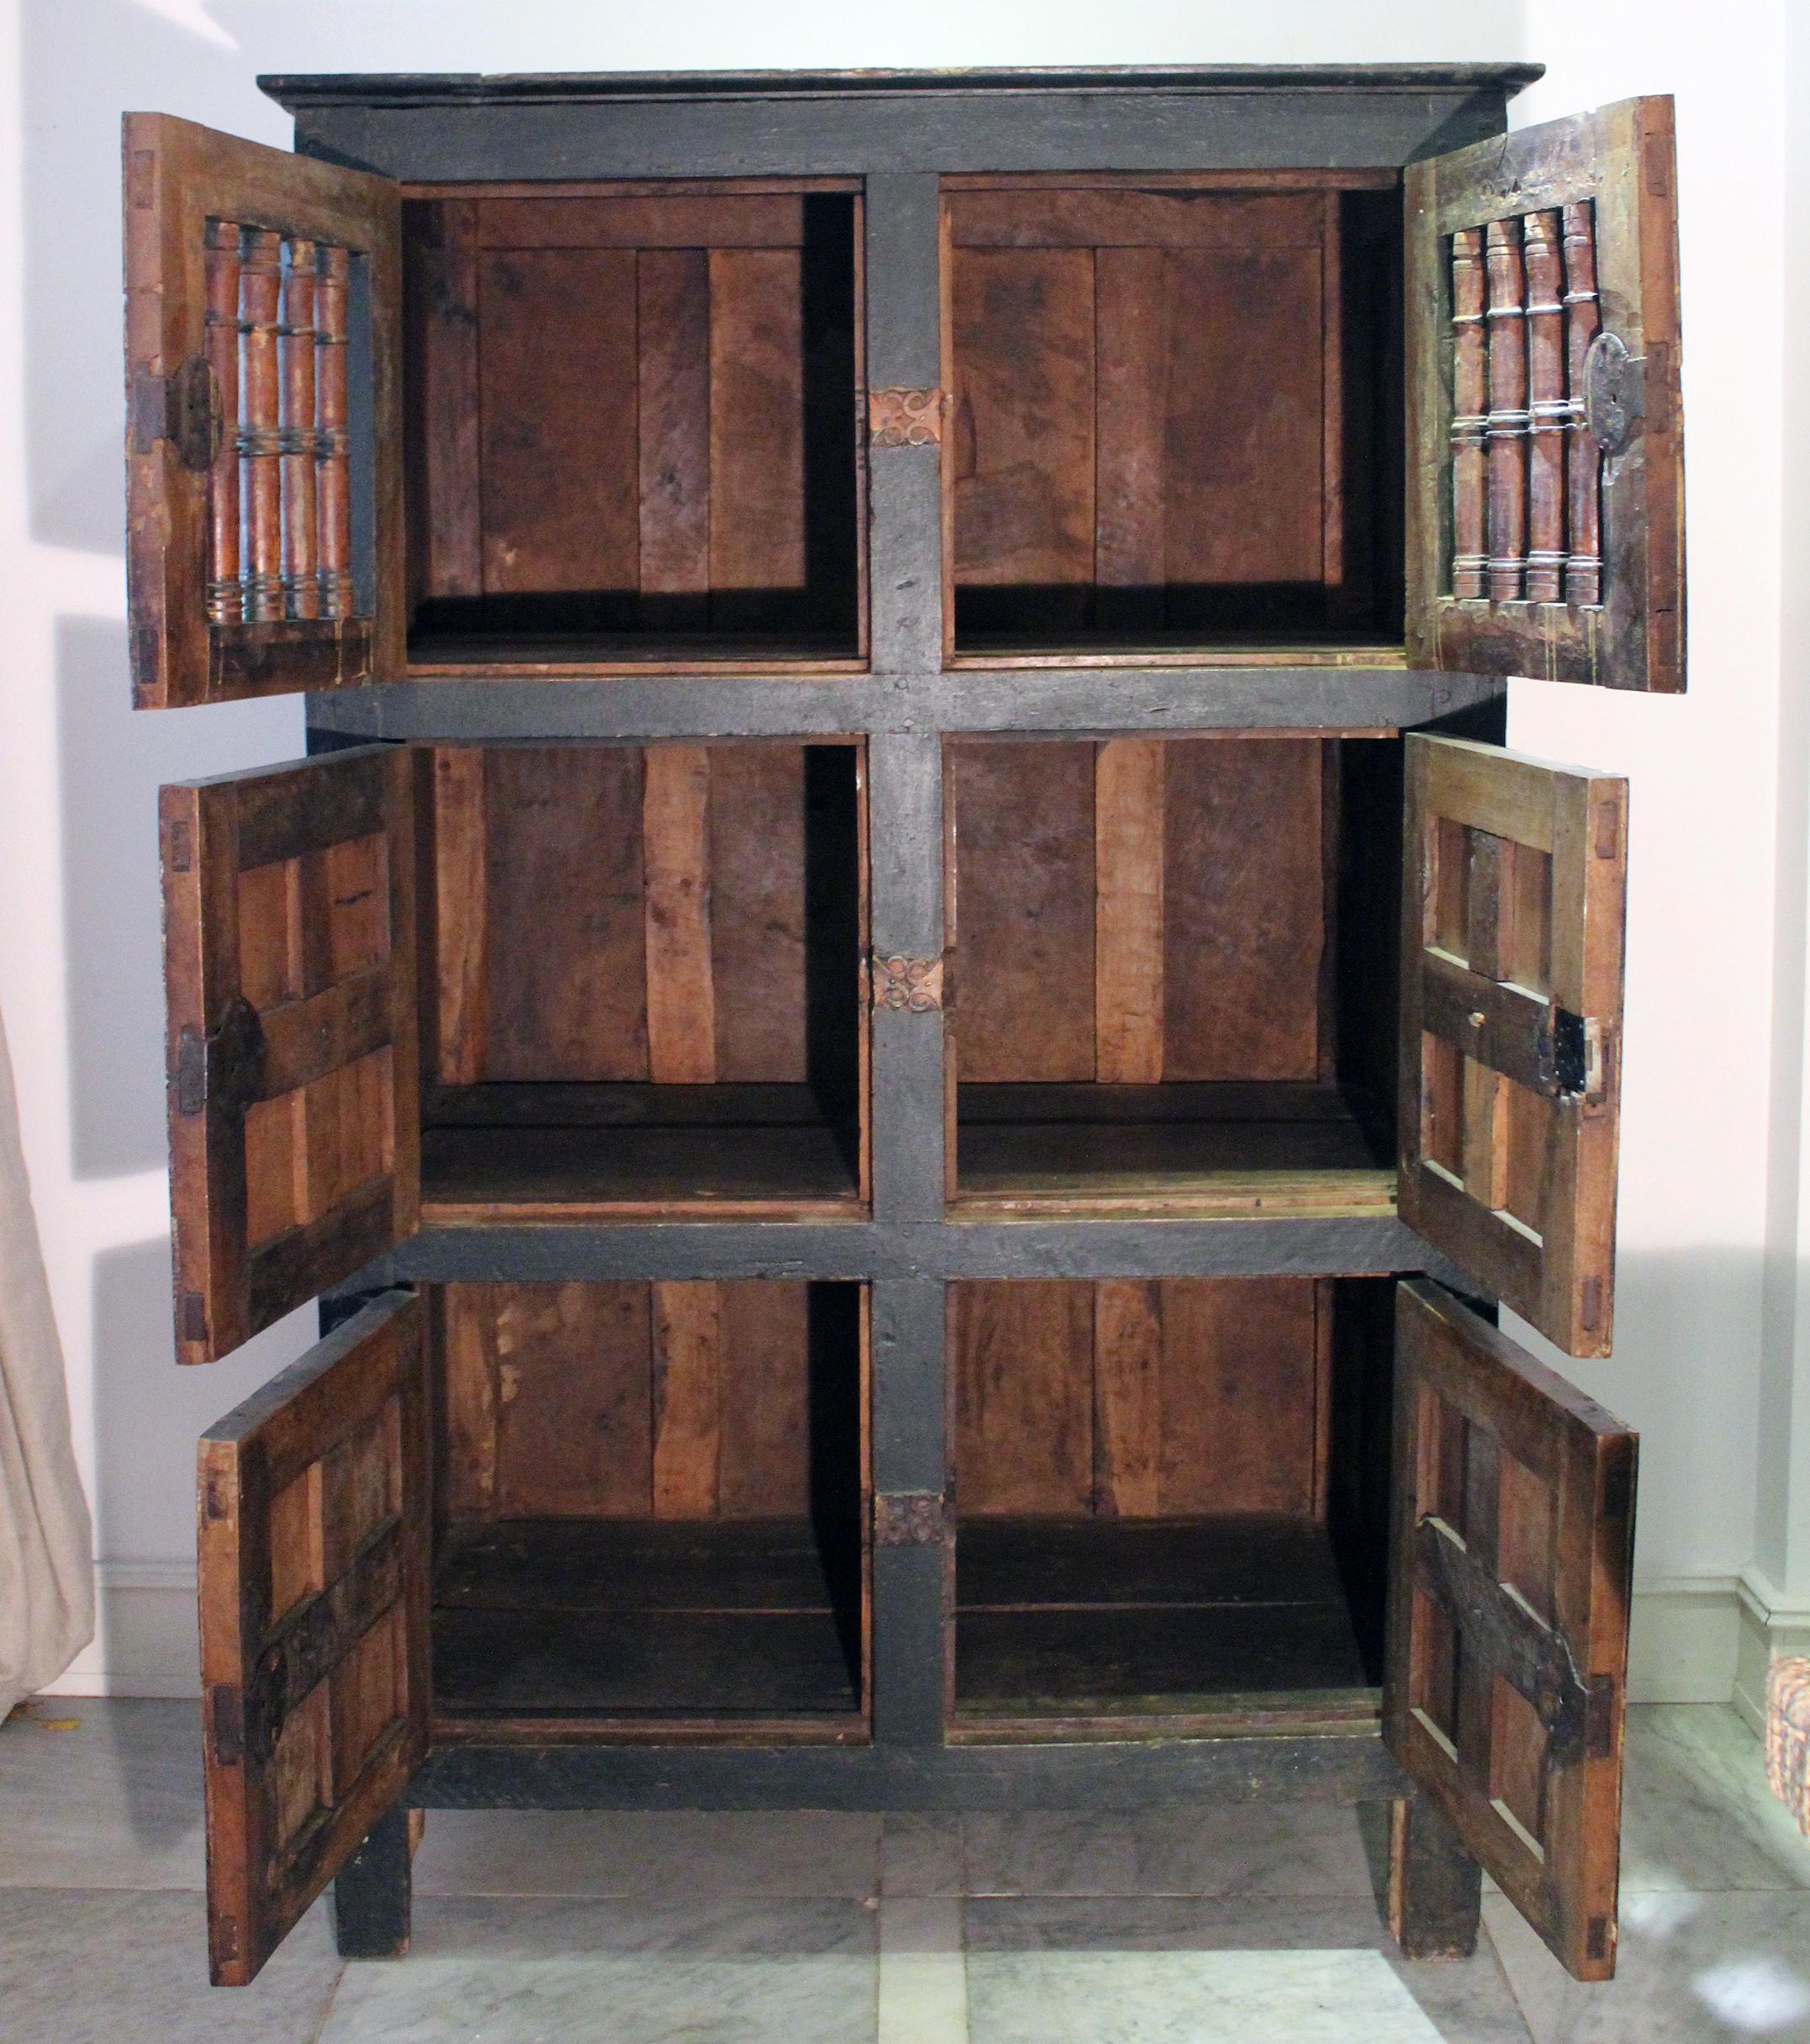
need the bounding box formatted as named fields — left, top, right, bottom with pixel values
left=1385, top=1795, right=1480, bottom=1960
left=330, top=1804, right=414, bottom=1961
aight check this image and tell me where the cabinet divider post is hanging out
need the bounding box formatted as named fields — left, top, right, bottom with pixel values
left=330, top=1804, right=414, bottom=1962
left=1385, top=1793, right=1483, bottom=1959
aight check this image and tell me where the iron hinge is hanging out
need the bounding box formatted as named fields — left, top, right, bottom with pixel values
left=208, top=1683, right=245, bottom=1768
left=1541, top=1007, right=1605, bottom=1102
left=132, top=356, right=220, bottom=472
left=1582, top=331, right=1643, bottom=458
left=172, top=997, right=264, bottom=1118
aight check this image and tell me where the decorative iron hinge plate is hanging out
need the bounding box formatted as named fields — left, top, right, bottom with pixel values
left=1540, top=1006, right=1605, bottom=1101
left=872, top=954, right=944, bottom=1013
left=874, top=1491, right=947, bottom=1547
left=868, top=388, right=944, bottom=447
left=173, top=996, right=265, bottom=1117
left=133, top=356, right=219, bottom=471
left=1582, top=331, right=1643, bottom=457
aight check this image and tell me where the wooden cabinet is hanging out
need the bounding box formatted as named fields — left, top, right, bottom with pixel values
left=121, top=66, right=1682, bottom=1989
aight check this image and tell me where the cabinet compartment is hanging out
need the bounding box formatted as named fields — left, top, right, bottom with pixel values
left=947, top=734, right=1400, bottom=1216
left=430, top=1281, right=868, bottom=1732
left=945, top=177, right=1403, bottom=660
left=950, top=1276, right=1394, bottom=1729
left=421, top=739, right=867, bottom=1218
left=402, top=185, right=864, bottom=668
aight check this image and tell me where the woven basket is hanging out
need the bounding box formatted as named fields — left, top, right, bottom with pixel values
left=1766, top=1656, right=1810, bottom=1836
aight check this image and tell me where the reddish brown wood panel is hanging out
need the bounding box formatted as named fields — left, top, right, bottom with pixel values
left=1406, top=97, right=1685, bottom=690
left=954, top=1281, right=1096, bottom=1516
left=949, top=742, right=1097, bottom=1083
left=954, top=1278, right=1325, bottom=1523
left=643, top=747, right=718, bottom=1085
left=1386, top=1281, right=1636, bottom=1982
left=709, top=248, right=808, bottom=626
left=480, top=747, right=649, bottom=1082
left=709, top=746, right=809, bottom=1082
left=197, top=1293, right=428, bottom=1985
left=160, top=747, right=419, bottom=1365
left=124, top=114, right=402, bottom=707
left=404, top=198, right=481, bottom=604
left=636, top=247, right=712, bottom=624
left=950, top=247, right=1097, bottom=597
left=436, top=1281, right=816, bottom=1524
left=478, top=248, right=641, bottom=599
left=1397, top=736, right=1628, bottom=1356
left=1163, top=738, right=1327, bottom=1080
left=1162, top=246, right=1325, bottom=599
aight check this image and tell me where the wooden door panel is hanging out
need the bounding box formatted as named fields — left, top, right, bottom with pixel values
left=124, top=114, right=403, bottom=707
left=1398, top=736, right=1627, bottom=1356
left=161, top=745, right=420, bottom=1363
left=198, top=1292, right=429, bottom=1986
left=1406, top=98, right=1684, bottom=691
left=1386, top=1281, right=1636, bottom=1981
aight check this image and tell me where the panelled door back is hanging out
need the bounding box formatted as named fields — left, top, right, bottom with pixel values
left=161, top=745, right=420, bottom=1364
left=1398, top=734, right=1627, bottom=1357
left=198, top=1293, right=429, bottom=1985
left=1405, top=97, right=1684, bottom=691
left=1386, top=1281, right=1637, bottom=1981
left=124, top=114, right=404, bottom=707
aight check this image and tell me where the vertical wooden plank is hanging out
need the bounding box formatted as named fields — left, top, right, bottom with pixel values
left=716, top=1280, right=811, bottom=1517
left=710, top=745, right=808, bottom=1083
left=1462, top=1058, right=1511, bottom=1210
left=1095, top=738, right=1166, bottom=1085
left=1164, top=246, right=1323, bottom=609
left=949, top=247, right=1096, bottom=615
left=483, top=747, right=647, bottom=1081
left=203, top=219, right=243, bottom=625
left=1484, top=218, right=1528, bottom=603
left=1094, top=246, right=1167, bottom=633
left=952, top=1281, right=1093, bottom=1516
left=409, top=198, right=481, bottom=601
left=1163, top=739, right=1324, bottom=1080
left=431, top=747, right=488, bottom=1087
left=440, top=1283, right=498, bottom=1521
left=240, top=228, right=285, bottom=623
left=637, top=247, right=711, bottom=630
left=1092, top=1280, right=1162, bottom=1518
left=653, top=1281, right=722, bottom=1518
left=1449, top=227, right=1488, bottom=599
left=709, top=247, right=806, bottom=628
left=1522, top=211, right=1567, bottom=602
left=1321, top=189, right=1344, bottom=599
left=1561, top=203, right=1602, bottom=606
left=949, top=742, right=1096, bottom=1082
left=643, top=745, right=718, bottom=1085
left=478, top=247, right=639, bottom=601
left=1157, top=1279, right=1320, bottom=1516
left=492, top=1283, right=654, bottom=1518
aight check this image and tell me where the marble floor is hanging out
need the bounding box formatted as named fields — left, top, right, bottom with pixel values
left=2, top=1701, right=1808, bottom=2041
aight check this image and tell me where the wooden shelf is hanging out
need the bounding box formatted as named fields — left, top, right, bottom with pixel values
left=952, top=1083, right=1395, bottom=1219
left=953, top=1515, right=1378, bottom=1724
left=433, top=1518, right=865, bottom=1724
left=421, top=1075, right=863, bottom=1224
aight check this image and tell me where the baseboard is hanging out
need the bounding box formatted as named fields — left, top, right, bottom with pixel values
left=1733, top=1566, right=1810, bottom=1735
left=37, top=1559, right=1753, bottom=1709
left=37, top=1561, right=199, bottom=1702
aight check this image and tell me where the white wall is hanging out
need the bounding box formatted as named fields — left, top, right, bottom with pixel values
left=0, top=0, right=1792, bottom=1698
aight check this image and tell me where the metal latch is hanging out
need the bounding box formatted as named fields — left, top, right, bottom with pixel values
left=133, top=356, right=219, bottom=471
left=1582, top=331, right=1643, bottom=458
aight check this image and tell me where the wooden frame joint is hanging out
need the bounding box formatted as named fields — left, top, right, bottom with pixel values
left=868, top=387, right=945, bottom=448
left=872, top=953, right=943, bottom=1013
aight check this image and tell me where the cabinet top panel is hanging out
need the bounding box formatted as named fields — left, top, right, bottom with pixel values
left=260, top=66, right=1543, bottom=181
left=261, top=66, right=1544, bottom=109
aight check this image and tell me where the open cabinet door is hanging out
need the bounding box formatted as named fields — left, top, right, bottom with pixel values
left=161, top=745, right=420, bottom=1364
left=124, top=114, right=404, bottom=707
left=1386, top=1281, right=1636, bottom=1980
left=1398, top=734, right=1627, bottom=1357
left=198, top=1291, right=430, bottom=1985
left=1405, top=98, right=1684, bottom=691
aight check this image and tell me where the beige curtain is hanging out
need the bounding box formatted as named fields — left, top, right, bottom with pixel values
left=0, top=999, right=93, bottom=1717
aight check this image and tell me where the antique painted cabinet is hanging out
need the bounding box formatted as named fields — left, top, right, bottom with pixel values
left=119, top=66, right=1684, bottom=1986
